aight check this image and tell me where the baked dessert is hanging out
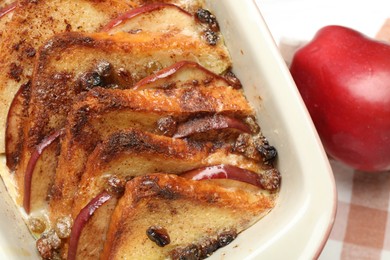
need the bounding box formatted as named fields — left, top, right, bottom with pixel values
left=1, top=1, right=281, bottom=259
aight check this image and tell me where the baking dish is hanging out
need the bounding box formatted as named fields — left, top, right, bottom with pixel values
left=0, top=0, right=336, bottom=259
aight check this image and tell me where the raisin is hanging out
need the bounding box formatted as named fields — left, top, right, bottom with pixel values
left=203, top=29, right=218, bottom=46
left=260, top=169, right=281, bottom=191
left=196, top=8, right=219, bottom=31
left=146, top=226, right=170, bottom=247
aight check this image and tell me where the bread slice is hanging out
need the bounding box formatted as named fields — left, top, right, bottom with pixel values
left=0, top=0, right=133, bottom=153
left=101, top=173, right=276, bottom=259
left=73, top=127, right=266, bottom=216
left=49, top=85, right=251, bottom=222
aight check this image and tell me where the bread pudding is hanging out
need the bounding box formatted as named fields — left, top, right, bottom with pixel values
left=0, top=1, right=281, bottom=259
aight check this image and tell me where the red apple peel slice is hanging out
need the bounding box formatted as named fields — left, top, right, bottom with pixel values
left=101, top=3, right=190, bottom=32
left=23, top=128, right=64, bottom=213
left=173, top=114, right=252, bottom=138
left=0, top=1, right=16, bottom=19
left=181, top=164, right=281, bottom=191
left=67, top=191, right=112, bottom=260
left=133, top=61, right=230, bottom=90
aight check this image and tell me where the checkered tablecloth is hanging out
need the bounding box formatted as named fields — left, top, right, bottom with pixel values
left=320, top=160, right=390, bottom=260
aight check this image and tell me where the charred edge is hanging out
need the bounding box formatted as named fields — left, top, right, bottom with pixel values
left=100, top=130, right=192, bottom=162
left=169, top=230, right=237, bottom=260
left=135, top=175, right=180, bottom=202
left=9, top=62, right=23, bottom=82
left=37, top=33, right=96, bottom=72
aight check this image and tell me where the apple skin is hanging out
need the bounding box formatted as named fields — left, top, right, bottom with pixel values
left=290, top=25, right=390, bottom=172
left=181, top=164, right=280, bottom=191
left=101, top=3, right=190, bottom=32
left=23, top=129, right=64, bottom=213
left=133, top=61, right=230, bottom=90
left=67, top=191, right=112, bottom=260
left=173, top=114, right=251, bottom=138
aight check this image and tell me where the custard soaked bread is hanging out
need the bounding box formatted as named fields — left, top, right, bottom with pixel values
left=8, top=6, right=230, bottom=210
left=1, top=1, right=281, bottom=259
left=101, top=174, right=275, bottom=259
left=49, top=84, right=248, bottom=221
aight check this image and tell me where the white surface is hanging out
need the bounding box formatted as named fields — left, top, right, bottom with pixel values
left=0, top=1, right=336, bottom=259
left=258, top=0, right=390, bottom=43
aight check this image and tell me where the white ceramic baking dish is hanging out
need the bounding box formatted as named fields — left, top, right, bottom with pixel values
left=0, top=0, right=336, bottom=259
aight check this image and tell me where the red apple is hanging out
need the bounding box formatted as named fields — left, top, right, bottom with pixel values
left=133, top=61, right=230, bottom=90
left=290, top=25, right=390, bottom=172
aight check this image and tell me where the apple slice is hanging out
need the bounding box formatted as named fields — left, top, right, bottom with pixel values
left=23, top=129, right=64, bottom=213
left=0, top=1, right=16, bottom=19
left=101, top=3, right=222, bottom=46
left=5, top=81, right=30, bottom=171
left=102, top=3, right=192, bottom=34
left=173, top=114, right=252, bottom=138
left=133, top=61, right=230, bottom=90
left=181, top=164, right=281, bottom=191
left=68, top=191, right=113, bottom=260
